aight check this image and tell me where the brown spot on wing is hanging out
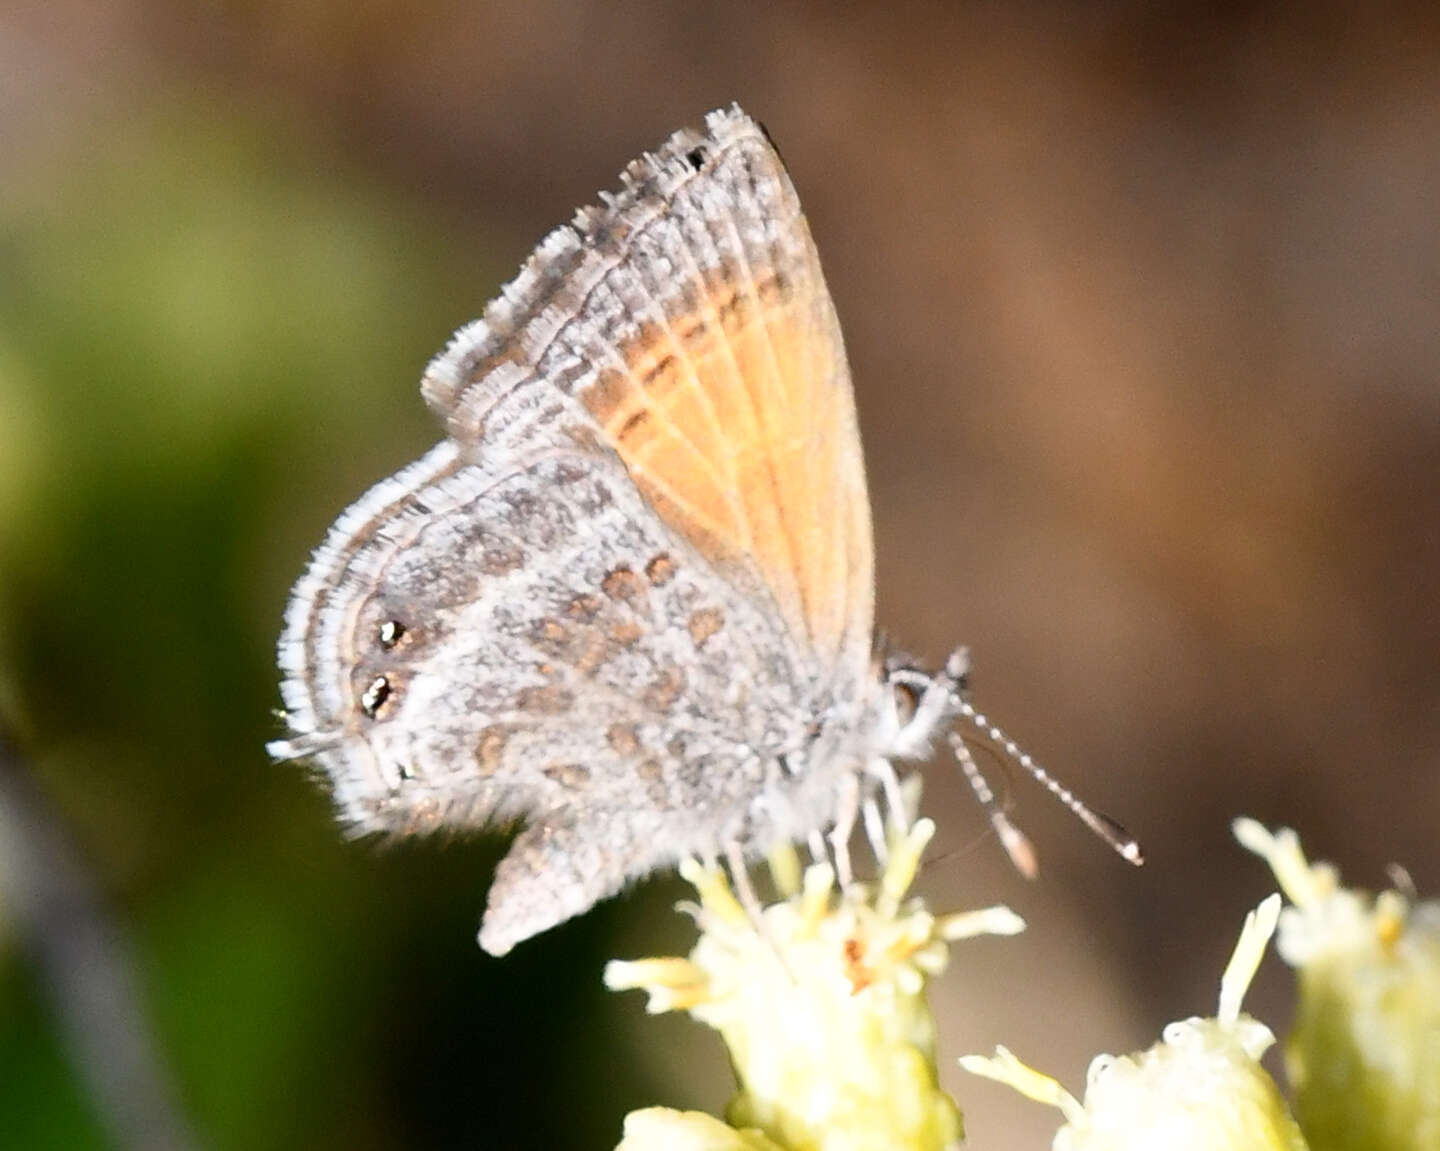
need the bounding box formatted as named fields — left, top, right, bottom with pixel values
left=602, top=567, right=647, bottom=605
left=531, top=617, right=568, bottom=648
left=687, top=607, right=724, bottom=648
left=637, top=758, right=668, bottom=804
left=644, top=553, right=677, bottom=585
left=644, top=667, right=687, bottom=712
left=610, top=619, right=644, bottom=647
left=570, top=633, right=612, bottom=677
left=606, top=723, right=641, bottom=756
left=566, top=593, right=605, bottom=620
left=513, top=684, right=574, bottom=714
left=476, top=724, right=512, bottom=775
left=617, top=409, right=651, bottom=439
left=530, top=615, right=611, bottom=676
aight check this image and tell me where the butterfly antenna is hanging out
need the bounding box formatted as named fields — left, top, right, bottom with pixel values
left=952, top=700, right=1144, bottom=868
left=946, top=730, right=1039, bottom=878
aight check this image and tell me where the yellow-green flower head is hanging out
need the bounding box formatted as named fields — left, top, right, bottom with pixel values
left=961, top=894, right=1310, bottom=1151
left=1235, top=817, right=1440, bottom=1151
left=605, top=818, right=1025, bottom=1151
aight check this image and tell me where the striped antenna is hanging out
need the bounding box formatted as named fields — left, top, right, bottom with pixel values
left=951, top=696, right=1143, bottom=869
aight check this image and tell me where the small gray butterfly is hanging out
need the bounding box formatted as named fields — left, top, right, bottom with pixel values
left=269, top=105, right=1138, bottom=956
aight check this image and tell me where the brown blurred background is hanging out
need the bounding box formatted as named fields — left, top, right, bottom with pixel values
left=2, top=2, right=1437, bottom=1148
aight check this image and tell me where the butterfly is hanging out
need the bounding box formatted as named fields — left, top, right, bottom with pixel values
left=269, top=105, right=1138, bottom=956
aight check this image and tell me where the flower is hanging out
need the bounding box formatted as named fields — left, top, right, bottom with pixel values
left=605, top=818, right=1024, bottom=1151
left=961, top=893, right=1310, bottom=1151
left=1235, top=817, right=1440, bottom=1151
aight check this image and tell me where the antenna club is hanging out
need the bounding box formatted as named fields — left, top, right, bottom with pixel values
left=996, top=818, right=1040, bottom=880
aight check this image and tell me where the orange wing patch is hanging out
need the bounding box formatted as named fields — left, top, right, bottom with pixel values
left=582, top=257, right=866, bottom=669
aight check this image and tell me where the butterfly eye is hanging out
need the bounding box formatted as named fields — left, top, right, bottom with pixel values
left=891, top=680, right=920, bottom=726
left=360, top=674, right=393, bottom=718
left=378, top=620, right=406, bottom=649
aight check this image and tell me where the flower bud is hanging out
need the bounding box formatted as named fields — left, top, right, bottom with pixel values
left=1235, top=817, right=1440, bottom=1151
left=962, top=894, right=1309, bottom=1151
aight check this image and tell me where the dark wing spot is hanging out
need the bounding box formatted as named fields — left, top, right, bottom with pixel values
left=586, top=368, right=632, bottom=422
left=610, top=619, right=644, bottom=647
left=640, top=353, right=677, bottom=389
left=644, top=667, right=687, bottom=712
left=677, top=318, right=710, bottom=349
left=617, top=408, right=651, bottom=439
left=715, top=286, right=751, bottom=333
left=685, top=146, right=707, bottom=171
left=687, top=607, right=724, bottom=648
left=606, top=723, right=641, bottom=756
left=584, top=480, right=615, bottom=512
left=644, top=553, right=676, bottom=586
left=360, top=674, right=392, bottom=718
left=602, top=567, right=647, bottom=605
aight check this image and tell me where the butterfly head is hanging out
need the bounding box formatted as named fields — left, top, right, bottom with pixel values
left=870, top=643, right=1142, bottom=875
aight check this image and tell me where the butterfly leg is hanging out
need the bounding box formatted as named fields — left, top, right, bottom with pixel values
left=721, top=840, right=801, bottom=980
left=869, top=756, right=909, bottom=833
left=827, top=771, right=860, bottom=890
left=862, top=795, right=888, bottom=866
left=723, top=838, right=766, bottom=926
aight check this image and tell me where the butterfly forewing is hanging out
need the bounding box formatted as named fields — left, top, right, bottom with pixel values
left=423, top=107, right=875, bottom=690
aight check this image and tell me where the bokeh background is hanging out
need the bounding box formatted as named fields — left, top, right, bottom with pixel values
left=2, top=3, right=1438, bottom=1148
